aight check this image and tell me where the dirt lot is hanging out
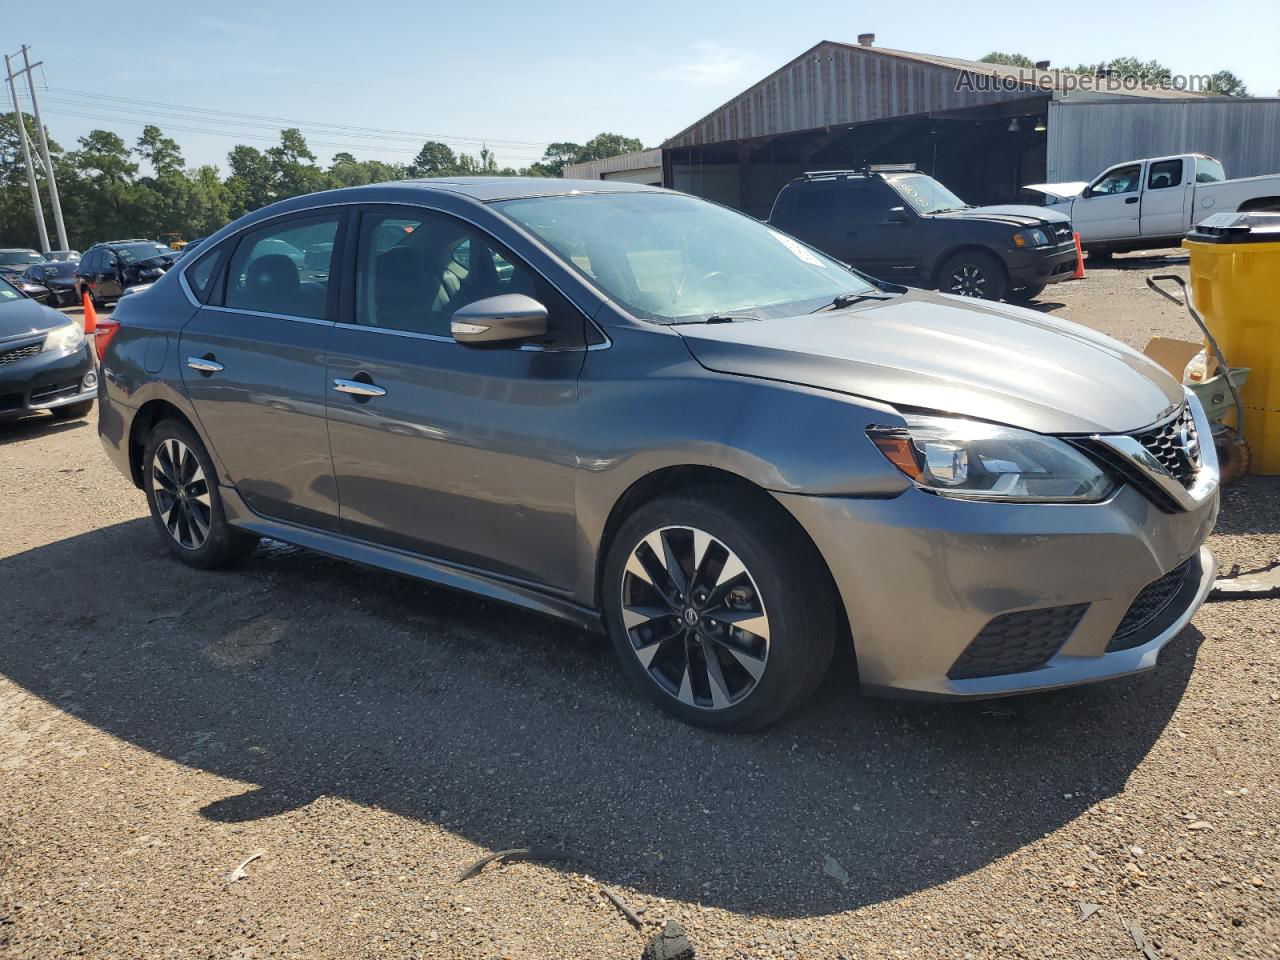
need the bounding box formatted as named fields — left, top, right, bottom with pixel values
left=2, top=255, right=1278, bottom=960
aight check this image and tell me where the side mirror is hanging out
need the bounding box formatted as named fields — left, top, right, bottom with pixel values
left=452, top=294, right=548, bottom=346
left=886, top=206, right=909, bottom=224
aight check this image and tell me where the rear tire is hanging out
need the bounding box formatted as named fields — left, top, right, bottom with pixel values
left=142, top=419, right=259, bottom=569
left=937, top=250, right=1007, bottom=301
left=602, top=488, right=837, bottom=732
left=52, top=400, right=94, bottom=420
left=1005, top=283, right=1047, bottom=303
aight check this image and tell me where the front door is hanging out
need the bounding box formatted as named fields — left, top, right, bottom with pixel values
left=324, top=205, right=584, bottom=591
left=1072, top=162, right=1143, bottom=243
left=179, top=211, right=345, bottom=530
left=842, top=181, right=922, bottom=283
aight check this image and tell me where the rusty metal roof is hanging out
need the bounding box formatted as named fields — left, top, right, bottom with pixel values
left=662, top=40, right=1203, bottom=149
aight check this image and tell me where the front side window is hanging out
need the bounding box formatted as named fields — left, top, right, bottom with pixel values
left=1195, top=156, right=1226, bottom=184
left=1147, top=159, right=1183, bottom=189
left=846, top=183, right=894, bottom=224
left=495, top=191, right=877, bottom=324
left=1091, top=165, right=1141, bottom=196
left=225, top=215, right=339, bottom=319
left=352, top=208, right=583, bottom=346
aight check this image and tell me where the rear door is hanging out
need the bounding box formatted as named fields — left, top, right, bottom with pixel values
left=178, top=211, right=345, bottom=530
left=324, top=204, right=584, bottom=590
left=776, top=183, right=846, bottom=261
left=1071, top=162, right=1144, bottom=243
left=1139, top=158, right=1188, bottom=238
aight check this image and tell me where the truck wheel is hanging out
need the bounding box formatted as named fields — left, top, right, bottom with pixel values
left=938, top=251, right=1006, bottom=301
left=1006, top=283, right=1046, bottom=303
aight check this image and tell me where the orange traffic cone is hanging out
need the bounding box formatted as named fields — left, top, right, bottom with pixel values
left=1071, top=232, right=1086, bottom=280
left=82, top=291, right=98, bottom=334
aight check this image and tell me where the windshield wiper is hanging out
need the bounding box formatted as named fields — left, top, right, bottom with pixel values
left=669, top=314, right=757, bottom=325
left=809, top=292, right=891, bottom=314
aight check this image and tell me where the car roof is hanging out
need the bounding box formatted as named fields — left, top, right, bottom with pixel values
left=397, top=176, right=661, bottom=202
left=0, top=248, right=41, bottom=253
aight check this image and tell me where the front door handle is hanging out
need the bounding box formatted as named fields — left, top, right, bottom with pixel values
left=333, top=378, right=386, bottom=398
left=186, top=356, right=224, bottom=373
left=1125, top=196, right=1139, bottom=204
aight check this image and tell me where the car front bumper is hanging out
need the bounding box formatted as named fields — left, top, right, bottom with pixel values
left=1005, top=242, right=1078, bottom=288
left=775, top=481, right=1218, bottom=699
left=0, top=341, right=97, bottom=420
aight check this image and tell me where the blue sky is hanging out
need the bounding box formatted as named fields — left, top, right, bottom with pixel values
left=13, top=0, right=1280, bottom=173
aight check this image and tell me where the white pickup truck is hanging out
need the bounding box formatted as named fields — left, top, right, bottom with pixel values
left=1025, top=154, right=1280, bottom=258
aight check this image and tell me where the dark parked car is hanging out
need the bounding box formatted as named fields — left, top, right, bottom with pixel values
left=0, top=275, right=96, bottom=421
left=21, top=260, right=80, bottom=307
left=0, top=248, right=47, bottom=283
left=75, top=240, right=177, bottom=306
left=44, top=249, right=81, bottom=262
left=768, top=169, right=1078, bottom=302
left=99, top=179, right=1217, bottom=731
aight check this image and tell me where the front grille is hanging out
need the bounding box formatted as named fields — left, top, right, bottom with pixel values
left=1135, top=404, right=1201, bottom=486
left=1052, top=221, right=1074, bottom=244
left=0, top=339, right=43, bottom=365
left=1108, top=560, right=1193, bottom=651
left=948, top=603, right=1088, bottom=680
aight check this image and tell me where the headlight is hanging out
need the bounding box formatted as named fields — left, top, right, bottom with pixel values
left=867, top=414, right=1114, bottom=502
left=41, top=320, right=85, bottom=353
left=1013, top=228, right=1051, bottom=248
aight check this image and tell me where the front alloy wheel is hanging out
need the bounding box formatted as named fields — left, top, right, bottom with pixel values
left=620, top=525, right=770, bottom=709
left=151, top=437, right=212, bottom=550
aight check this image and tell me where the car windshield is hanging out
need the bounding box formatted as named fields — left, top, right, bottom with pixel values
left=115, top=243, right=172, bottom=265
left=494, top=192, right=877, bottom=323
left=890, top=174, right=969, bottom=215
left=0, top=250, right=44, bottom=266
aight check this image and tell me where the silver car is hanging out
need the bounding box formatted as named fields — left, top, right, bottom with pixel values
left=97, top=179, right=1218, bottom=731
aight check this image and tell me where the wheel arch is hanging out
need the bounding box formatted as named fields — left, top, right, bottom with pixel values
left=1238, top=196, right=1280, bottom=213
left=126, top=398, right=199, bottom=488
left=591, top=465, right=851, bottom=649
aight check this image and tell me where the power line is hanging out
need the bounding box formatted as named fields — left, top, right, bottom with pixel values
left=45, top=86, right=555, bottom=149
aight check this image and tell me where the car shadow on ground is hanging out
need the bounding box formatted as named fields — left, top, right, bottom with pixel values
left=0, top=413, right=93, bottom=445
left=1087, top=253, right=1190, bottom=271
left=0, top=517, right=1201, bottom=918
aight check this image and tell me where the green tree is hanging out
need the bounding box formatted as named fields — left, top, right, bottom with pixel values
left=979, top=52, right=1035, bottom=67
left=577, top=132, right=644, bottom=162
left=408, top=140, right=459, bottom=177
left=267, top=128, right=324, bottom=199
left=135, top=124, right=185, bottom=176
left=1068, top=56, right=1171, bottom=84
left=1207, top=69, right=1249, bottom=96
left=226, top=144, right=274, bottom=214
left=538, top=141, right=583, bottom=176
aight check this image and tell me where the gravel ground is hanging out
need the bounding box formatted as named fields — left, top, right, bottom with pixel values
left=2, top=256, right=1278, bottom=960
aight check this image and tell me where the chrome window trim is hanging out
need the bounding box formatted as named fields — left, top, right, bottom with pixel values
left=202, top=304, right=335, bottom=327
left=177, top=197, right=612, bottom=351
left=1091, top=389, right=1219, bottom=512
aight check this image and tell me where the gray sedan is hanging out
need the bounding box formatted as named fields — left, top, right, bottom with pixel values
left=96, top=178, right=1218, bottom=730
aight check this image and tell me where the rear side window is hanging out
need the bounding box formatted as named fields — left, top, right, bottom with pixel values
left=1147, top=159, right=1183, bottom=190
left=225, top=215, right=340, bottom=319
left=1195, top=156, right=1226, bottom=184
left=352, top=207, right=584, bottom=347
left=794, top=187, right=837, bottom=224
left=185, top=245, right=227, bottom=303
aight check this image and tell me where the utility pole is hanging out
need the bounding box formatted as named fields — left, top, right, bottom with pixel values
left=20, top=46, right=67, bottom=252
left=4, top=51, right=49, bottom=253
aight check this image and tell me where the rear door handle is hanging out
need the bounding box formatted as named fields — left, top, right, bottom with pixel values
left=186, top=356, right=224, bottom=373
left=333, top=378, right=386, bottom=398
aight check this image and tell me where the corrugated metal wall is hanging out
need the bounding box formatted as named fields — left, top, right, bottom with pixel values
left=1047, top=98, right=1280, bottom=182
left=663, top=42, right=1033, bottom=149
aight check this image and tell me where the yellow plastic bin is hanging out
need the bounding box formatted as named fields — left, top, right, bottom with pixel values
left=1183, top=211, right=1280, bottom=475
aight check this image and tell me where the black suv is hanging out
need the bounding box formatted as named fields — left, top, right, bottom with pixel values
left=769, top=169, right=1078, bottom=302
left=75, top=240, right=177, bottom=306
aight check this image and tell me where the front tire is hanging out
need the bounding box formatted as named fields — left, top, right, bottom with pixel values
left=938, top=250, right=1007, bottom=301
left=1005, top=283, right=1046, bottom=303
left=142, top=420, right=258, bottom=569
left=602, top=489, right=837, bottom=732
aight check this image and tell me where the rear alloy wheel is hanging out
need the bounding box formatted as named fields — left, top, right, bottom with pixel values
left=939, top=250, right=1006, bottom=301
left=142, top=420, right=258, bottom=569
left=604, top=491, right=837, bottom=731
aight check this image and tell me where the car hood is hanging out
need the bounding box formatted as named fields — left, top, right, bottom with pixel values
left=930, top=204, right=1071, bottom=228
left=676, top=289, right=1183, bottom=435
left=0, top=295, right=74, bottom=342
left=1023, top=181, right=1089, bottom=201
